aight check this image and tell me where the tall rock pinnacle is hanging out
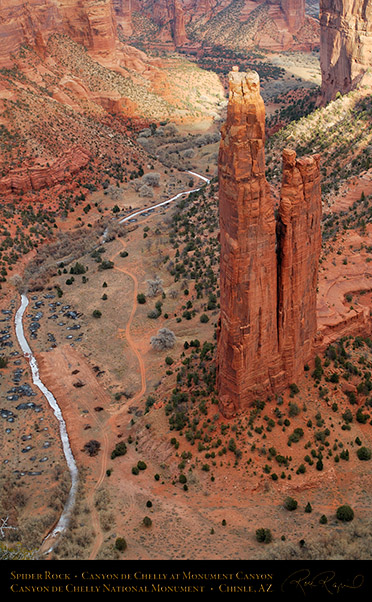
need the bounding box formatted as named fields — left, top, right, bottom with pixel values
left=217, top=68, right=322, bottom=417
left=217, top=67, right=282, bottom=419
left=277, top=149, right=322, bottom=383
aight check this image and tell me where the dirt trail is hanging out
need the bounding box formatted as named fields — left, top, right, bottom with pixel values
left=109, top=241, right=147, bottom=408
left=87, top=241, right=147, bottom=559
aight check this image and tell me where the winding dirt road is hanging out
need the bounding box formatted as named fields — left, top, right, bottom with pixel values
left=87, top=173, right=210, bottom=558
left=87, top=241, right=148, bottom=559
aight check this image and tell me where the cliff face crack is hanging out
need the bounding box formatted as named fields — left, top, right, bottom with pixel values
left=217, top=67, right=322, bottom=418
left=320, top=0, right=372, bottom=103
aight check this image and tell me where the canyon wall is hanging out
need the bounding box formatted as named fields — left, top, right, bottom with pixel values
left=217, top=68, right=322, bottom=417
left=113, top=0, right=133, bottom=36
left=0, top=146, right=90, bottom=194
left=320, top=0, right=372, bottom=102
left=0, top=0, right=118, bottom=68
left=279, top=0, right=306, bottom=32
left=115, top=0, right=313, bottom=50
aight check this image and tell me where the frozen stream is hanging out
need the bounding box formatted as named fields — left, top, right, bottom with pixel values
left=14, top=170, right=210, bottom=553
left=15, top=294, right=79, bottom=553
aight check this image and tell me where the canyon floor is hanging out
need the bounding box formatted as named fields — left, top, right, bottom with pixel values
left=1, top=49, right=372, bottom=562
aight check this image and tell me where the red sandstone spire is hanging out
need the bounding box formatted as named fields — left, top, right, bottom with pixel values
left=277, top=149, right=322, bottom=383
left=217, top=68, right=322, bottom=417
left=217, top=67, right=281, bottom=418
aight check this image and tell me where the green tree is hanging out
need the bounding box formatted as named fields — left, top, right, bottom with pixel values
left=357, top=446, right=371, bottom=461
left=255, top=528, right=272, bottom=544
left=284, top=497, right=298, bottom=511
left=336, top=505, right=354, bottom=522
left=115, top=538, right=127, bottom=551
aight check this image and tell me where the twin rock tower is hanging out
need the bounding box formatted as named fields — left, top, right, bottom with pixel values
left=217, top=67, right=322, bottom=418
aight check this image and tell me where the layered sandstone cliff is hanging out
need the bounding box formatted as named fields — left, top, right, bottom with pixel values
left=278, top=0, right=306, bottom=32
left=320, top=0, right=372, bottom=103
left=116, top=0, right=316, bottom=51
left=0, top=0, right=119, bottom=68
left=113, top=0, right=133, bottom=36
left=0, top=146, right=90, bottom=194
left=217, top=68, right=322, bottom=417
left=117, top=0, right=188, bottom=47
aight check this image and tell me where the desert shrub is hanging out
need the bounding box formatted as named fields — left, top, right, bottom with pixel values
left=0, top=542, right=37, bottom=560
left=342, top=408, right=353, bottom=423
left=70, top=262, right=86, bottom=275
left=289, top=384, right=299, bottom=398
left=137, top=293, right=146, bottom=304
left=143, top=516, right=152, bottom=527
left=356, top=408, right=369, bottom=424
left=92, top=310, right=102, bottom=318
left=147, top=276, right=163, bottom=297
left=82, top=440, right=101, bottom=457
left=255, top=528, right=272, bottom=544
left=312, top=355, right=323, bottom=380
left=0, top=357, right=8, bottom=369
left=115, top=538, right=127, bottom=551
left=336, top=505, right=354, bottom=522
left=142, top=172, right=160, bottom=187
left=182, top=148, right=195, bottom=159
left=139, top=185, right=154, bottom=198
left=98, top=260, right=114, bottom=271
left=150, top=328, right=176, bottom=350
left=137, top=461, right=147, bottom=471
left=305, top=502, right=312, bottom=513
left=357, top=446, right=371, bottom=461
left=111, top=442, right=127, bottom=459
left=288, top=427, right=304, bottom=444
left=284, top=497, right=298, bottom=511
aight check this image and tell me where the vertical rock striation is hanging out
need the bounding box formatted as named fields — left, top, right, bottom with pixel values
left=280, top=0, right=306, bottom=32
left=320, top=0, right=372, bottom=103
left=113, top=0, right=133, bottom=36
left=277, top=149, right=322, bottom=383
left=0, top=0, right=119, bottom=68
left=217, top=67, right=282, bottom=418
left=217, top=68, right=322, bottom=417
left=168, top=0, right=188, bottom=46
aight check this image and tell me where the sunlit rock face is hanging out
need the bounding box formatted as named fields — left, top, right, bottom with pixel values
left=0, top=0, right=118, bottom=68
left=271, top=0, right=306, bottom=31
left=320, top=0, right=372, bottom=103
left=277, top=149, right=322, bottom=386
left=217, top=68, right=322, bottom=418
left=114, top=0, right=315, bottom=51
